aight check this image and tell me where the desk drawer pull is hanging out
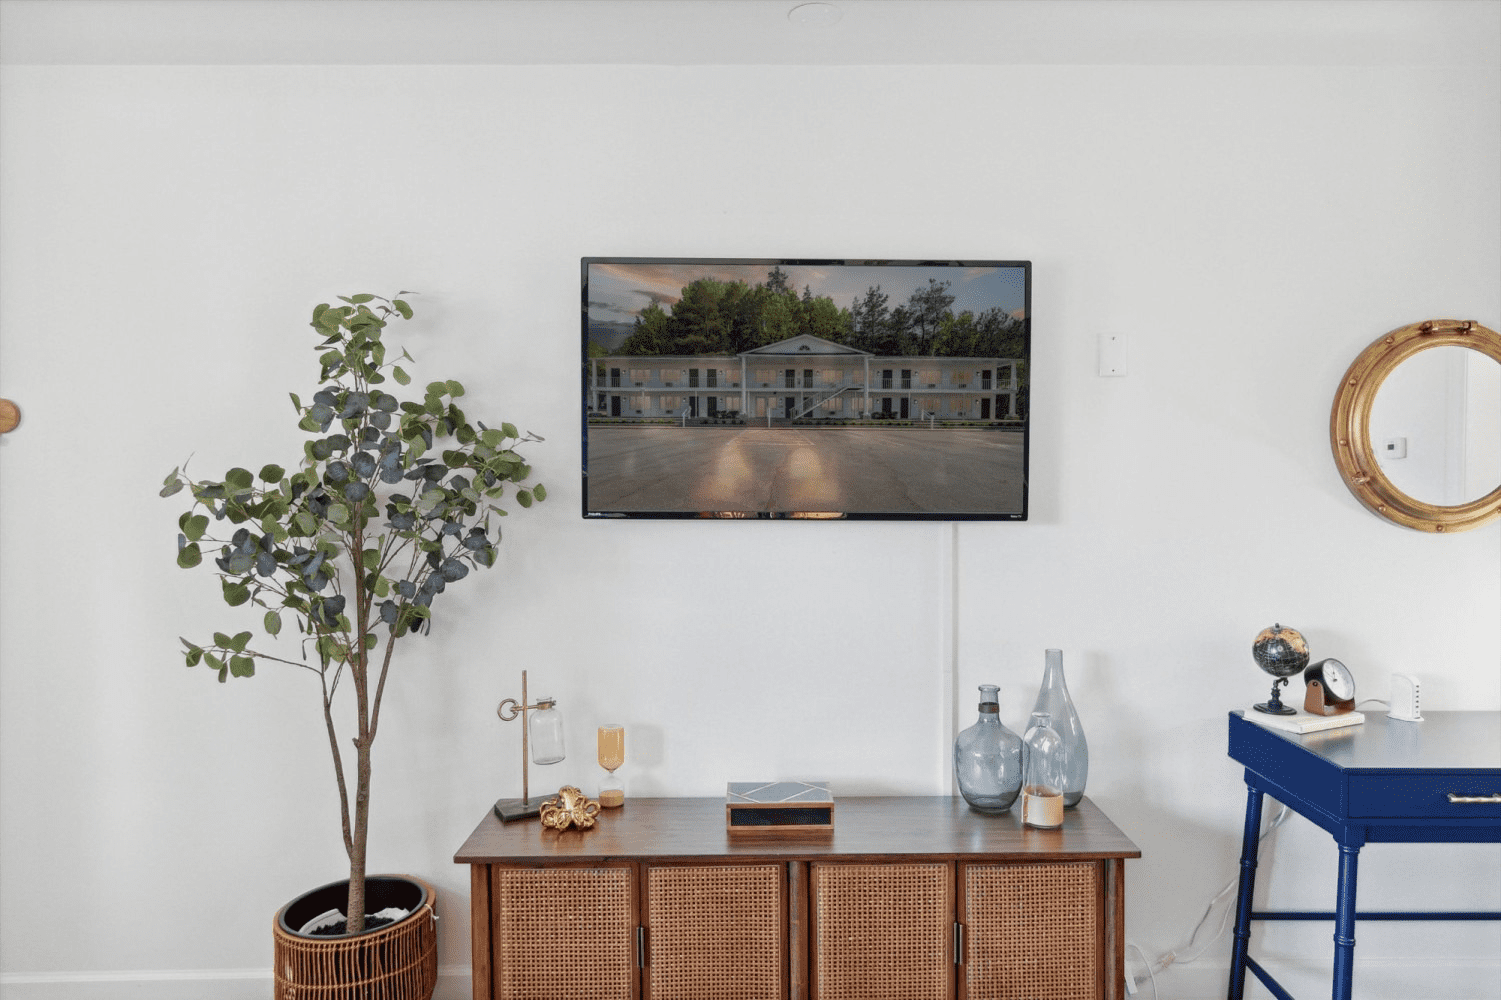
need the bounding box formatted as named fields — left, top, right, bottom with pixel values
left=1447, top=792, right=1501, bottom=804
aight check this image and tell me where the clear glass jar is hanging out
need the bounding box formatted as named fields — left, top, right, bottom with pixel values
left=1032, top=648, right=1089, bottom=806
left=529, top=697, right=565, bottom=765
left=953, top=684, right=1024, bottom=814
left=1021, top=711, right=1065, bottom=829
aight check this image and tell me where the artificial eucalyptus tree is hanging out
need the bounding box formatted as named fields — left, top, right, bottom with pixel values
left=162, top=293, right=544, bottom=934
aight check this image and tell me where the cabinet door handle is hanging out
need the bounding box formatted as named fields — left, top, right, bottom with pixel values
left=637, top=926, right=647, bottom=968
left=954, top=922, right=965, bottom=965
left=1447, top=792, right=1501, bottom=804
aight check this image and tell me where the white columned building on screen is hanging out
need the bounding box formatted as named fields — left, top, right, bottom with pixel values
left=589, top=334, right=1023, bottom=423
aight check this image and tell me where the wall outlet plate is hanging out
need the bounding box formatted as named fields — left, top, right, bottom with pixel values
left=1388, top=673, right=1423, bottom=721
left=1098, top=332, right=1127, bottom=376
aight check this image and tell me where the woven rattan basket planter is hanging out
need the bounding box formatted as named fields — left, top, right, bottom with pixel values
left=273, top=874, right=438, bottom=1000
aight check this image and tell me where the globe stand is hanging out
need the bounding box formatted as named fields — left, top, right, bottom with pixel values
left=1254, top=676, right=1298, bottom=715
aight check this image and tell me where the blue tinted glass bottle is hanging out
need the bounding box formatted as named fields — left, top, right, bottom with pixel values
left=954, top=684, right=1023, bottom=813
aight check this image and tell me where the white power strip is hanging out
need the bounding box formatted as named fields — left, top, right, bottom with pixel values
left=1388, top=673, right=1423, bottom=721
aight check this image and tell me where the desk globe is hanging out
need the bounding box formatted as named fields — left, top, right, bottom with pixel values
left=1252, top=623, right=1308, bottom=715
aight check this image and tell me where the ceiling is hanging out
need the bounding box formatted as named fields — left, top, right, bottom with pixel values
left=1, top=0, right=1497, bottom=67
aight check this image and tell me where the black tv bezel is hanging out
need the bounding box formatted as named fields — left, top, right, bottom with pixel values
left=582, top=257, right=1030, bottom=521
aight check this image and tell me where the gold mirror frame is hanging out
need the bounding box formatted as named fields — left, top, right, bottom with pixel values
left=1331, top=319, right=1501, bottom=533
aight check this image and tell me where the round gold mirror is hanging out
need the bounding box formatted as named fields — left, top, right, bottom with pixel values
left=1331, top=319, right=1501, bottom=532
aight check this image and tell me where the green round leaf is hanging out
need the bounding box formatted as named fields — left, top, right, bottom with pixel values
left=177, top=543, right=202, bottom=568
left=533, top=483, right=547, bottom=502
left=516, top=490, right=533, bottom=508
left=393, top=366, right=411, bottom=386
left=259, top=464, right=286, bottom=483
left=264, top=610, right=283, bottom=636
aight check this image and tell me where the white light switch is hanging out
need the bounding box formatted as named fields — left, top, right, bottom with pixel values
left=1099, top=332, right=1127, bottom=377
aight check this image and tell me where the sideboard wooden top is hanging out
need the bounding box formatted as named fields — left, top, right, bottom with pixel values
left=454, top=795, right=1140, bottom=865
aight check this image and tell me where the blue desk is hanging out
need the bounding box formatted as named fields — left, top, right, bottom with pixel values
left=1226, top=710, right=1500, bottom=1000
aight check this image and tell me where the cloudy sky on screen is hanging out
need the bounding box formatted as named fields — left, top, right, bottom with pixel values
left=587, top=260, right=1027, bottom=328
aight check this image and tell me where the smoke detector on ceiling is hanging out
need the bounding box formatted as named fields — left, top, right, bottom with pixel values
left=788, top=2, right=844, bottom=27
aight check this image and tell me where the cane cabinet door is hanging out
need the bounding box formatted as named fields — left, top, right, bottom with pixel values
left=642, top=863, right=788, bottom=1000
left=490, top=863, right=639, bottom=1000
left=809, top=861, right=955, bottom=1000
left=957, top=862, right=1102, bottom=1000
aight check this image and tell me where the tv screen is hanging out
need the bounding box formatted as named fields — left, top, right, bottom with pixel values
left=582, top=258, right=1029, bottom=520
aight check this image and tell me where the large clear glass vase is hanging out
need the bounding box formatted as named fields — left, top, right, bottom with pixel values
left=953, top=684, right=1023, bottom=814
left=1032, top=648, right=1088, bottom=806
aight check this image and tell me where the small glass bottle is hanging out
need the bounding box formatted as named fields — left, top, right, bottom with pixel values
left=529, top=697, right=565, bottom=765
left=953, top=684, right=1024, bottom=814
left=1021, top=711, right=1065, bottom=829
left=1032, top=648, right=1089, bottom=806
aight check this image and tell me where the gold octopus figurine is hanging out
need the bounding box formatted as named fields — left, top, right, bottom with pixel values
left=539, top=785, right=601, bottom=831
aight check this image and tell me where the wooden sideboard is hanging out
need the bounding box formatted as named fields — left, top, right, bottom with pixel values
left=454, top=795, right=1140, bottom=1000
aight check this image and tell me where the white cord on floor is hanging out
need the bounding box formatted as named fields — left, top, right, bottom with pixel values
left=1128, top=941, right=1160, bottom=999
left=1124, top=801, right=1290, bottom=996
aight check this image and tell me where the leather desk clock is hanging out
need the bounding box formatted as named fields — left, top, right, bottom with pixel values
left=1304, top=658, right=1357, bottom=716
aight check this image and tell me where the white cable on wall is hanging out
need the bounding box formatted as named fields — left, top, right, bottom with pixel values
left=1125, top=801, right=1291, bottom=997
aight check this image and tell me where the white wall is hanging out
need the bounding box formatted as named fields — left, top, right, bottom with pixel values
left=1, top=6, right=1498, bottom=1000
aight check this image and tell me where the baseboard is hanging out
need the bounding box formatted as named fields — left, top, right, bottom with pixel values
left=0, top=966, right=473, bottom=1000
left=1132, top=958, right=1501, bottom=1000
left=4, top=960, right=1496, bottom=1000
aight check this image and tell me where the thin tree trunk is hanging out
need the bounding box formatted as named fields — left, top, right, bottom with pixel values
left=346, top=516, right=371, bottom=934
left=347, top=735, right=370, bottom=933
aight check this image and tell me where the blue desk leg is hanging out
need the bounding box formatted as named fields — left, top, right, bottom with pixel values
left=1228, top=783, right=1265, bottom=1000
left=1331, top=842, right=1361, bottom=1000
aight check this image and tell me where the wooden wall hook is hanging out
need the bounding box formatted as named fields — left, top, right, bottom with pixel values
left=0, top=400, right=19, bottom=434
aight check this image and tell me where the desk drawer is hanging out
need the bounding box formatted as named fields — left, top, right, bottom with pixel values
left=1348, top=774, right=1501, bottom=820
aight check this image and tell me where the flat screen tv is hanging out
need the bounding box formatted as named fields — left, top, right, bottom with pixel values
left=582, top=258, right=1030, bottom=520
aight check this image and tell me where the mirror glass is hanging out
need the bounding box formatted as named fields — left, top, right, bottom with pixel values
left=1369, top=346, right=1501, bottom=506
